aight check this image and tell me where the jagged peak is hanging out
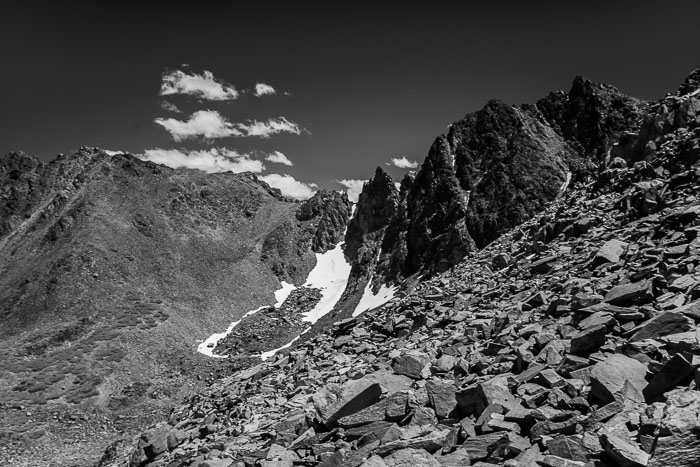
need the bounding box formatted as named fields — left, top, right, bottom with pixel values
left=677, top=68, right=700, bottom=96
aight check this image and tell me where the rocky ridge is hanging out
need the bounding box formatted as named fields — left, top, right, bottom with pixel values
left=103, top=70, right=700, bottom=467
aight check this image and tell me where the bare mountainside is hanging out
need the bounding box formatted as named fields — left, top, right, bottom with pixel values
left=0, top=148, right=351, bottom=463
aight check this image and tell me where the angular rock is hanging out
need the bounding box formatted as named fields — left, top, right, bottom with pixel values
left=649, top=389, right=700, bottom=467
left=643, top=354, right=695, bottom=401
left=426, top=379, right=458, bottom=420
left=600, top=433, right=649, bottom=467
left=593, top=239, right=628, bottom=267
left=604, top=280, right=654, bottom=306
left=628, top=311, right=694, bottom=342
left=590, top=354, right=648, bottom=404
left=393, top=351, right=431, bottom=379
left=312, top=379, right=383, bottom=426
left=569, top=324, right=606, bottom=356
left=462, top=431, right=510, bottom=461
left=383, top=448, right=441, bottom=467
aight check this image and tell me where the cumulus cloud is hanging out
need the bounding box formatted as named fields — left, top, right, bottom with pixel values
left=159, top=100, right=182, bottom=113
left=155, top=112, right=304, bottom=141
left=238, top=117, right=302, bottom=138
left=336, top=179, right=366, bottom=203
left=139, top=148, right=264, bottom=174
left=265, top=150, right=294, bottom=166
left=254, top=83, right=276, bottom=96
left=155, top=110, right=242, bottom=141
left=160, top=69, right=239, bottom=101
left=388, top=156, right=419, bottom=169
left=258, top=174, right=317, bottom=200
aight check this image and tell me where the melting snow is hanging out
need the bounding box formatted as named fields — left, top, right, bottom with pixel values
left=557, top=170, right=572, bottom=199
left=352, top=279, right=397, bottom=317
left=197, top=280, right=296, bottom=358
left=300, top=241, right=353, bottom=324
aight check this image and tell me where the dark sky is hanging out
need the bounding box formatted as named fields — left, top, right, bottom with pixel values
left=2, top=2, right=699, bottom=197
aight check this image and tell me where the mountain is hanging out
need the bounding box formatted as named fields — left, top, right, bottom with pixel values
left=102, top=68, right=700, bottom=467
left=3, top=68, right=700, bottom=466
left=0, top=149, right=351, bottom=462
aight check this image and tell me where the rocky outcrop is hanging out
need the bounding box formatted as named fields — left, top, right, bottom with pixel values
left=537, top=76, right=646, bottom=162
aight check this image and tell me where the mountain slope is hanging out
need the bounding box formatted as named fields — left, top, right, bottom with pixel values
left=0, top=148, right=351, bottom=464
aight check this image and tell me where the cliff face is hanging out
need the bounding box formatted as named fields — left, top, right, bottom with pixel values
left=348, top=77, right=652, bottom=286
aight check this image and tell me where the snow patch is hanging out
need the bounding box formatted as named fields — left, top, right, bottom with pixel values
left=352, top=279, right=397, bottom=317
left=258, top=328, right=308, bottom=361
left=300, top=241, right=352, bottom=324
left=197, top=280, right=296, bottom=358
left=557, top=170, right=572, bottom=199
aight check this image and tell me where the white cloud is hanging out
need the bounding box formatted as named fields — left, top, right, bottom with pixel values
left=238, top=117, right=302, bottom=138
left=336, top=179, right=366, bottom=203
left=159, top=100, right=182, bottom=113
left=160, top=69, right=239, bottom=101
left=139, top=148, right=264, bottom=174
left=103, top=149, right=124, bottom=156
left=254, top=83, right=276, bottom=96
left=265, top=151, right=294, bottom=166
left=155, top=112, right=304, bottom=141
left=155, top=110, right=242, bottom=141
left=258, top=174, right=317, bottom=200
left=389, top=156, right=419, bottom=169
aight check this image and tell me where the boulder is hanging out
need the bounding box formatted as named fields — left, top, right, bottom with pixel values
left=604, top=280, right=654, bottom=306
left=393, top=351, right=431, bottom=379
left=629, top=311, right=694, bottom=341
left=593, top=239, right=628, bottom=267
left=649, top=389, right=700, bottom=467
left=569, top=324, right=606, bottom=356
left=426, top=380, right=458, bottom=420
left=382, top=448, right=441, bottom=467
left=643, top=354, right=695, bottom=401
left=312, top=379, right=383, bottom=426
left=600, top=433, right=649, bottom=467
left=590, top=354, right=648, bottom=403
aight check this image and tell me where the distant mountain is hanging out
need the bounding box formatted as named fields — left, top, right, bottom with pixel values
left=0, top=148, right=351, bottom=461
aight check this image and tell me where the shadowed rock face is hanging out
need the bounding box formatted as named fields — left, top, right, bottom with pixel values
left=537, top=76, right=646, bottom=161
left=350, top=97, right=581, bottom=284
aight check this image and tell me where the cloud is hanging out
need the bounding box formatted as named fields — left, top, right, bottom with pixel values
left=139, top=148, right=264, bottom=174
left=258, top=174, right=317, bottom=200
left=159, top=100, right=182, bottom=113
left=155, top=112, right=303, bottom=141
left=336, top=179, right=366, bottom=203
left=388, top=156, right=419, bottom=169
left=254, top=83, right=276, bottom=96
left=160, top=69, right=239, bottom=101
left=155, top=110, right=242, bottom=141
left=103, top=149, right=125, bottom=156
left=238, top=117, right=302, bottom=138
left=265, top=151, right=294, bottom=166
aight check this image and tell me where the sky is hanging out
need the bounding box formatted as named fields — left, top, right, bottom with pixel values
left=2, top=2, right=699, bottom=200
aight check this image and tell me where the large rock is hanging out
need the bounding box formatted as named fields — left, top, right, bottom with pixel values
left=382, top=448, right=441, bottom=467
left=590, top=354, right=648, bottom=403
left=629, top=311, right=694, bottom=342
left=426, top=380, right=458, bottom=420
left=604, top=280, right=654, bottom=306
left=649, top=389, right=700, bottom=467
left=600, top=433, right=649, bottom=467
left=569, top=324, right=606, bottom=356
left=312, top=379, right=383, bottom=426
left=393, top=351, right=431, bottom=379
left=592, top=239, right=628, bottom=267
left=643, top=354, right=695, bottom=401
